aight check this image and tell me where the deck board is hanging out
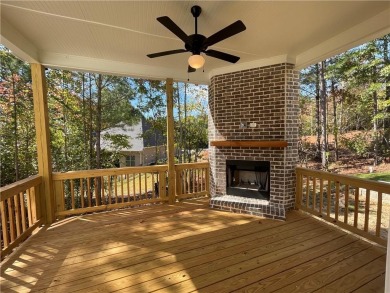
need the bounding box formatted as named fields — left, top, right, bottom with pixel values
left=0, top=199, right=386, bottom=293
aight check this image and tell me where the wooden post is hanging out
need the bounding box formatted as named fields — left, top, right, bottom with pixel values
left=166, top=78, right=176, bottom=204
left=31, top=64, right=55, bottom=224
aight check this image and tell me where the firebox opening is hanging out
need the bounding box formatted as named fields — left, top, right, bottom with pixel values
left=226, top=160, right=270, bottom=200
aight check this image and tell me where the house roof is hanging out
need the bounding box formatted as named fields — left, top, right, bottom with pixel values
left=1, top=1, right=389, bottom=84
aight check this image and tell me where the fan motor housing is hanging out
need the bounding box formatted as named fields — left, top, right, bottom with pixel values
left=185, top=34, right=207, bottom=54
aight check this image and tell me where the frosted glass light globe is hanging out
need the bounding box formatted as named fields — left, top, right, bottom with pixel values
left=188, top=54, right=205, bottom=69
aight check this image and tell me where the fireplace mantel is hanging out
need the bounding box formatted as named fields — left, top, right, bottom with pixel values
left=210, top=140, right=288, bottom=148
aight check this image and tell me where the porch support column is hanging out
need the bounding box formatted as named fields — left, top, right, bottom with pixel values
left=166, top=78, right=176, bottom=204
left=31, top=64, right=55, bottom=224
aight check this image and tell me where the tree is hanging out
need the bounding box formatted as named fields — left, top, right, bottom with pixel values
left=0, top=47, right=36, bottom=186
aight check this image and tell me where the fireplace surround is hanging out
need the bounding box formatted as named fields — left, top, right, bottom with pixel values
left=208, top=63, right=299, bottom=219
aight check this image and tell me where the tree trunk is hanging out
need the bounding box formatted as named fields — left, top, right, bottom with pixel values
left=315, top=64, right=321, bottom=160
left=184, top=83, right=188, bottom=162
left=95, top=74, right=103, bottom=204
left=62, top=73, right=68, bottom=171
left=384, top=36, right=390, bottom=129
left=373, top=89, right=378, bottom=166
left=88, top=73, right=94, bottom=169
left=177, top=83, right=183, bottom=163
left=81, top=73, right=88, bottom=169
left=11, top=77, right=19, bottom=181
left=319, top=61, right=328, bottom=170
left=96, top=74, right=102, bottom=169
left=331, top=81, right=339, bottom=161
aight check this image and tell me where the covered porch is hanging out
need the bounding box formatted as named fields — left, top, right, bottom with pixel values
left=1, top=1, right=390, bottom=292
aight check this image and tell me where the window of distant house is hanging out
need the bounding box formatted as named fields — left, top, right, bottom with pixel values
left=126, top=155, right=136, bottom=166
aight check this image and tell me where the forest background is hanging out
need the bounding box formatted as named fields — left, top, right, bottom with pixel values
left=0, top=34, right=389, bottom=187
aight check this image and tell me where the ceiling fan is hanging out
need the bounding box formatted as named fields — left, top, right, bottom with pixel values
left=147, top=5, right=246, bottom=73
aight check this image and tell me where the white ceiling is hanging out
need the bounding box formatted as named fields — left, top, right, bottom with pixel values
left=1, top=1, right=389, bottom=84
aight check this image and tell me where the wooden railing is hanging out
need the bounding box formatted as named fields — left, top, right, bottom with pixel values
left=296, top=167, right=390, bottom=246
left=175, top=162, right=210, bottom=200
left=52, top=166, right=169, bottom=217
left=0, top=175, right=43, bottom=259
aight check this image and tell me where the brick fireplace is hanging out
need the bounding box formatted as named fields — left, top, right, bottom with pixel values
left=208, top=63, right=299, bottom=219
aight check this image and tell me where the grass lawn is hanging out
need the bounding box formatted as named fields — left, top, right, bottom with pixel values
left=355, top=171, right=390, bottom=182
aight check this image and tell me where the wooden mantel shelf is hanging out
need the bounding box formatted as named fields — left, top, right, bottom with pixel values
left=210, top=140, right=288, bottom=148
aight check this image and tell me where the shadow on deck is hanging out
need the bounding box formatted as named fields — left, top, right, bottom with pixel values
left=0, top=199, right=386, bottom=292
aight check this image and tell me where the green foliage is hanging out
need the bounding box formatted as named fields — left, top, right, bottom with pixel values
left=0, top=47, right=37, bottom=185
left=339, top=133, right=372, bottom=157
left=1, top=46, right=209, bottom=185
left=300, top=34, right=390, bottom=163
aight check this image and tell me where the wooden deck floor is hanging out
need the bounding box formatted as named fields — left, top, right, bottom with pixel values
left=1, top=199, right=386, bottom=293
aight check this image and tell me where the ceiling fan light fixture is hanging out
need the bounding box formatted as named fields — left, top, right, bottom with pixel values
left=188, top=54, right=205, bottom=69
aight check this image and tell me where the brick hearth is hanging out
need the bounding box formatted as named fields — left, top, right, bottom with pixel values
left=208, top=63, right=299, bottom=219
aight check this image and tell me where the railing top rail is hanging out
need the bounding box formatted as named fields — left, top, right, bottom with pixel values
left=0, top=175, right=42, bottom=201
left=174, top=162, right=209, bottom=170
left=52, top=165, right=169, bottom=180
left=296, top=167, right=390, bottom=194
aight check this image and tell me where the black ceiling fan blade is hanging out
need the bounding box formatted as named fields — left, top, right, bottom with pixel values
left=205, top=49, right=240, bottom=63
left=147, top=49, right=187, bottom=58
left=188, top=65, right=196, bottom=73
left=157, top=16, right=190, bottom=44
left=204, top=20, right=246, bottom=47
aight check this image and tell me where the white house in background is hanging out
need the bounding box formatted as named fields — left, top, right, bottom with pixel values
left=101, top=119, right=166, bottom=167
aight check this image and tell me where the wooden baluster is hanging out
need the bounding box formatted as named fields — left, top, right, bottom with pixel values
left=54, top=180, right=65, bottom=218
left=305, top=176, right=309, bottom=208
left=160, top=171, right=167, bottom=199
left=364, top=189, right=370, bottom=232
left=114, top=175, right=118, bottom=203
left=7, top=198, right=16, bottom=242
left=205, top=167, right=210, bottom=197
left=319, top=179, right=323, bottom=215
left=133, top=173, right=136, bottom=200
left=201, top=169, right=204, bottom=191
left=13, top=194, right=21, bottom=237
left=327, top=180, right=331, bottom=217
left=80, top=178, right=84, bottom=208
left=193, top=169, right=195, bottom=194
left=94, top=177, right=99, bottom=206
left=87, top=178, right=91, bottom=207
left=138, top=173, right=142, bottom=199
left=295, top=171, right=302, bottom=209
left=152, top=173, right=155, bottom=199
left=198, top=169, right=201, bottom=192
left=26, top=189, right=33, bottom=227
left=70, top=179, right=75, bottom=210
left=182, top=170, right=186, bottom=195
left=376, top=192, right=382, bottom=237
left=19, top=192, right=27, bottom=232
left=127, top=174, right=130, bottom=202
left=335, top=181, right=340, bottom=221
left=30, top=186, right=37, bottom=223
left=99, top=176, right=105, bottom=205
left=354, top=187, right=359, bottom=227
left=344, top=184, right=349, bottom=224
left=312, top=177, right=317, bottom=211
left=0, top=201, right=9, bottom=248
left=121, top=175, right=124, bottom=203
left=108, top=176, right=112, bottom=205
left=176, top=170, right=181, bottom=198
left=144, top=173, right=148, bottom=199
